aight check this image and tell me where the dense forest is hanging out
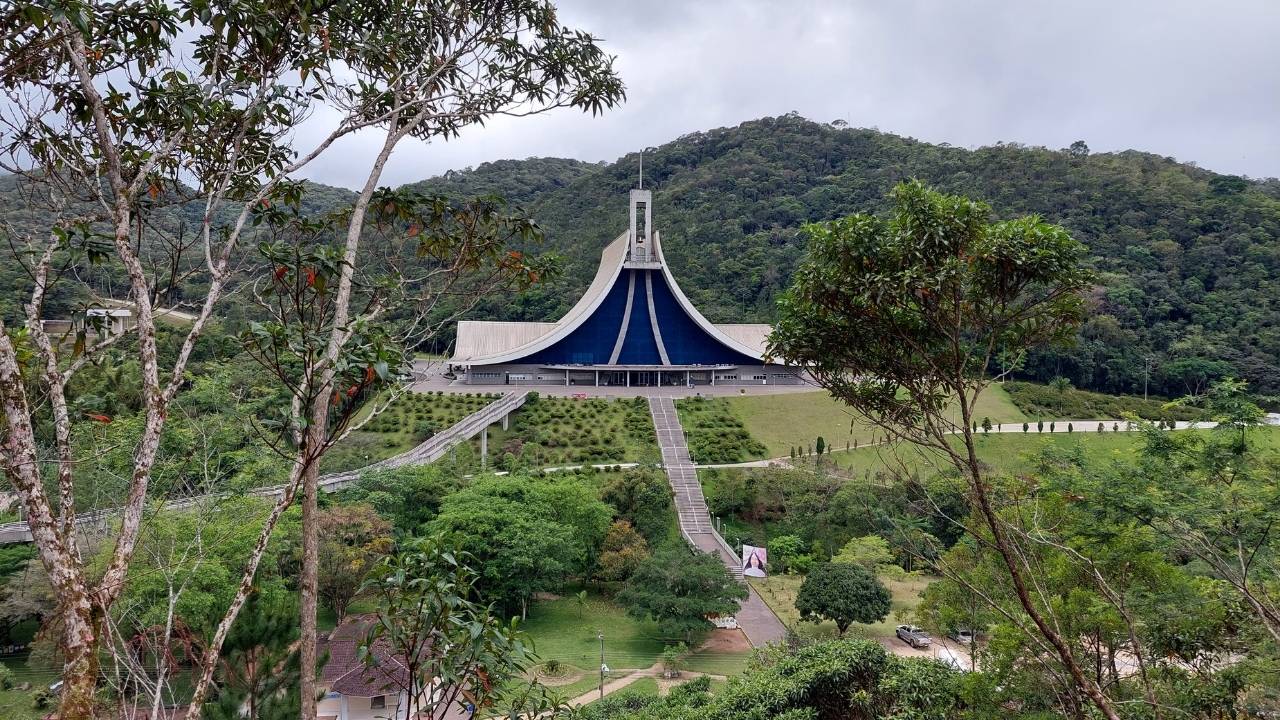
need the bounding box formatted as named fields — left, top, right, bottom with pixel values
left=5, top=114, right=1279, bottom=397
left=410, top=115, right=1280, bottom=399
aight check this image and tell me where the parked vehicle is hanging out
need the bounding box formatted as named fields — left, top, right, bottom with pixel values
left=948, top=628, right=976, bottom=645
left=896, top=624, right=932, bottom=648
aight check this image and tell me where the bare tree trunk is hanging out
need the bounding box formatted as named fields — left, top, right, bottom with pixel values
left=299, top=415, right=326, bottom=720
left=59, top=602, right=104, bottom=719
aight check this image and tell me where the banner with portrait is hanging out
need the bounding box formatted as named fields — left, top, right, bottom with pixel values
left=741, top=545, right=767, bottom=578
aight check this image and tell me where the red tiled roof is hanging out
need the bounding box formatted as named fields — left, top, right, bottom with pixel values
left=320, top=616, right=412, bottom=698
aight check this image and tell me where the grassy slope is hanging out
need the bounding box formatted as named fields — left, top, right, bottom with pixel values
left=833, top=425, right=1280, bottom=479
left=322, top=391, right=498, bottom=473
left=728, top=385, right=1027, bottom=459
left=519, top=590, right=754, bottom=697
left=750, top=573, right=934, bottom=642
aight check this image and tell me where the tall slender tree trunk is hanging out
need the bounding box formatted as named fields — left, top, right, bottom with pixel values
left=299, top=414, right=327, bottom=720
left=956, top=396, right=1122, bottom=720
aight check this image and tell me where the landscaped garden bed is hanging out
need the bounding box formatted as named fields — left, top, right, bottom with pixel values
left=322, top=391, right=500, bottom=473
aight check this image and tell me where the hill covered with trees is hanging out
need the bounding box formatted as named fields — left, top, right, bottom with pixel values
left=410, top=115, right=1280, bottom=398
left=4, top=115, right=1277, bottom=397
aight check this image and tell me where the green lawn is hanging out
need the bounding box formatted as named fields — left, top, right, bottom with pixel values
left=519, top=590, right=754, bottom=693
left=521, top=592, right=666, bottom=672
left=0, top=655, right=58, bottom=720
left=477, top=396, right=660, bottom=469
left=323, top=391, right=500, bottom=473
left=832, top=425, right=1280, bottom=480
left=750, top=573, right=935, bottom=643
left=725, top=385, right=1026, bottom=459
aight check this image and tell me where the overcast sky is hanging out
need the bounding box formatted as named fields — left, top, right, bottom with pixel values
left=300, top=0, right=1280, bottom=190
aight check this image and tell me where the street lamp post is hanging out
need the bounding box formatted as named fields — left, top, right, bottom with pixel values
left=598, top=632, right=606, bottom=700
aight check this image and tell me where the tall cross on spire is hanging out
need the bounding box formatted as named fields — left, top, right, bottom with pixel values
left=638, top=150, right=643, bottom=189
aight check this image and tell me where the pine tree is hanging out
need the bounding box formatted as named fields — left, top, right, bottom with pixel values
left=203, top=591, right=301, bottom=720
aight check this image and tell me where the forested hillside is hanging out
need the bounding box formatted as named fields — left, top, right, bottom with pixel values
left=409, top=115, right=1280, bottom=398
left=5, top=115, right=1278, bottom=396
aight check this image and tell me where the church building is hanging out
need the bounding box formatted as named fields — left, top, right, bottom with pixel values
left=449, top=186, right=804, bottom=387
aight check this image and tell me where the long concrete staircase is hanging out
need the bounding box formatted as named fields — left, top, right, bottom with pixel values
left=647, top=397, right=786, bottom=645
left=0, top=391, right=529, bottom=544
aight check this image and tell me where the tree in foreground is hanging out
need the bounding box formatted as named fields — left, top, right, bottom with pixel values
left=577, top=638, right=967, bottom=720
left=0, top=1, right=622, bottom=716
left=795, top=562, right=890, bottom=636
left=617, top=549, right=747, bottom=643
left=361, top=536, right=557, bottom=719
left=767, top=181, right=1122, bottom=718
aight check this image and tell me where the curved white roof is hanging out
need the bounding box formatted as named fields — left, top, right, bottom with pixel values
left=451, top=225, right=770, bottom=366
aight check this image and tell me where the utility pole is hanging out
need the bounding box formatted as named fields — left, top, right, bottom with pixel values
left=598, top=632, right=606, bottom=700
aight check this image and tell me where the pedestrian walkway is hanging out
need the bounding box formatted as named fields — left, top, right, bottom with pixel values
left=647, top=397, right=788, bottom=647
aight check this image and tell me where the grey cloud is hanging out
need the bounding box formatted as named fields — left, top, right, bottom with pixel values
left=298, top=0, right=1280, bottom=190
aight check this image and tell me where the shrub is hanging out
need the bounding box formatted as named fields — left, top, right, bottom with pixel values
left=0, top=663, right=13, bottom=690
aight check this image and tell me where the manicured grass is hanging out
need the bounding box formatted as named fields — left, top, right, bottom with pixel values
left=478, top=396, right=660, bottom=469
left=674, top=397, right=767, bottom=463
left=519, top=590, right=754, bottom=691
left=521, top=592, right=666, bottom=672
left=832, top=425, right=1280, bottom=480
left=725, top=385, right=1027, bottom=459
left=543, top=671, right=605, bottom=703
left=616, top=677, right=660, bottom=697
left=750, top=573, right=935, bottom=642
left=683, top=648, right=753, bottom=676
left=323, top=391, right=499, bottom=473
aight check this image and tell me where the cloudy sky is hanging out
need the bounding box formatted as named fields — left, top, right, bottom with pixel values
left=301, top=0, right=1280, bottom=190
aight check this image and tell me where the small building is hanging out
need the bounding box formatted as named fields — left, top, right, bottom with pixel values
left=84, top=307, right=135, bottom=338
left=318, top=618, right=444, bottom=720
left=449, top=186, right=804, bottom=387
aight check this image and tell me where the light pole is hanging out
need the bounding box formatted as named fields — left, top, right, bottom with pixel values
left=597, top=632, right=606, bottom=700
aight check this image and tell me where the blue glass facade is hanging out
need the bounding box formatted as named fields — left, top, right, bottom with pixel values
left=518, top=269, right=757, bottom=366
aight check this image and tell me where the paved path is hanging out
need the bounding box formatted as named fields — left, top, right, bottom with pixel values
left=647, top=397, right=788, bottom=647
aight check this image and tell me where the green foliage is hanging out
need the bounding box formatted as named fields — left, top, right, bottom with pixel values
left=617, top=549, right=747, bottom=642
left=597, top=520, right=650, bottom=583
left=339, top=464, right=460, bottom=534
left=1004, top=380, right=1204, bottom=422
left=202, top=589, right=300, bottom=720
left=102, top=497, right=300, bottom=643
left=833, top=535, right=897, bottom=572
left=794, top=563, right=892, bottom=635
left=577, top=638, right=966, bottom=720
left=660, top=642, right=689, bottom=676
left=362, top=536, right=549, bottom=717
left=426, top=473, right=612, bottom=616
left=675, top=397, right=767, bottom=464
left=314, top=504, right=393, bottom=622
left=598, top=467, right=675, bottom=544
left=0, top=663, right=13, bottom=690
left=487, top=396, right=658, bottom=467
left=770, top=180, right=1091, bottom=435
